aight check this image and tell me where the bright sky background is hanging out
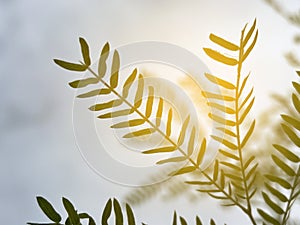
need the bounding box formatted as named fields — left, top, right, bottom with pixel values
left=1, top=0, right=300, bottom=224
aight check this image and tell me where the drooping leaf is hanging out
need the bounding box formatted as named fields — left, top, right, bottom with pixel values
left=209, top=113, right=236, bottom=126
left=36, top=196, right=61, bottom=223
left=177, top=116, right=190, bottom=146
left=111, top=119, right=145, bottom=128
left=203, top=48, right=238, bottom=66
left=271, top=154, right=295, bottom=176
left=202, top=91, right=235, bottom=101
left=102, top=199, right=112, bottom=225
left=241, top=120, right=255, bottom=148
left=292, top=93, right=300, bottom=114
left=98, top=109, right=134, bottom=119
left=89, top=99, right=122, bottom=111
left=273, top=144, right=300, bottom=163
left=281, top=114, right=300, bottom=131
left=265, top=175, right=291, bottom=189
left=156, top=156, right=186, bottom=165
left=79, top=37, right=91, bottom=66
left=216, top=127, right=237, bottom=137
left=110, top=50, right=120, bottom=89
left=281, top=123, right=300, bottom=147
left=171, top=166, right=196, bottom=176
left=205, top=73, right=235, bottom=89
left=209, top=33, right=239, bottom=51
left=113, top=198, right=123, bottom=225
left=62, top=197, right=80, bottom=225
left=143, top=146, right=177, bottom=154
left=123, top=128, right=155, bottom=138
left=211, top=135, right=237, bottom=150
left=257, top=208, right=280, bottom=225
left=98, top=42, right=110, bottom=78
left=77, top=88, right=111, bottom=98
left=54, top=59, right=87, bottom=71
left=122, top=69, right=137, bottom=98
left=208, top=102, right=235, bottom=114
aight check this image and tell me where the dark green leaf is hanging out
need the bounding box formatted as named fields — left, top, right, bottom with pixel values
left=125, top=204, right=135, bottom=225
left=196, top=216, right=203, bottom=225
left=79, top=37, right=91, bottom=66
left=257, top=208, right=280, bottom=225
left=262, top=192, right=284, bottom=214
left=62, top=197, right=80, bottom=225
left=113, top=198, right=123, bottom=225
left=102, top=199, right=112, bottom=225
left=179, top=216, right=187, bottom=225
left=36, top=196, right=61, bottom=223
left=172, top=211, right=177, bottom=225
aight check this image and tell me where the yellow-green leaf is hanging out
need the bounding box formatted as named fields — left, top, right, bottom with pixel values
left=79, top=37, right=91, bottom=66
left=145, top=86, right=154, bottom=118
left=98, top=42, right=110, bottom=78
left=123, top=128, right=155, bottom=138
left=262, top=192, right=284, bottom=215
left=156, top=156, right=186, bottom=165
left=143, top=146, right=177, bottom=154
left=208, top=102, right=235, bottom=114
left=69, top=77, right=98, bottom=88
left=241, top=120, right=255, bottom=148
left=292, top=93, right=300, bottom=114
left=202, top=91, right=235, bottom=101
left=211, top=135, right=237, bottom=150
left=111, top=119, right=145, bottom=128
left=171, top=166, right=196, bottom=176
left=281, top=123, right=300, bottom=147
left=265, top=175, right=291, bottom=189
left=89, top=99, right=122, bottom=111
left=209, top=113, right=235, bottom=126
left=205, top=73, right=235, bottom=89
left=265, top=183, right=288, bottom=202
left=134, top=75, right=144, bottom=108
left=219, top=149, right=239, bottom=161
left=156, top=97, right=163, bottom=126
left=209, top=33, right=239, bottom=51
left=98, top=109, right=133, bottom=119
left=257, top=208, right=280, bottom=225
left=110, top=50, right=120, bottom=88
left=187, top=127, right=196, bottom=156
left=213, top=160, right=219, bottom=181
left=197, top=138, right=206, bottom=166
left=122, top=69, right=137, bottom=98
left=292, top=81, right=300, bottom=94
left=272, top=154, right=295, bottom=176
left=273, top=144, right=300, bottom=163
left=177, top=115, right=190, bottom=146
left=242, top=30, right=258, bottom=62
left=203, top=48, right=238, bottom=66
left=54, top=59, right=87, bottom=71
left=166, top=108, right=173, bottom=137
left=281, top=114, right=300, bottom=131
left=77, top=88, right=111, bottom=98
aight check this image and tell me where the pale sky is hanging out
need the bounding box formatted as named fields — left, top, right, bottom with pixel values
left=1, top=0, right=300, bottom=224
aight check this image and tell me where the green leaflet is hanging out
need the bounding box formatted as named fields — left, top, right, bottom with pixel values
left=54, top=59, right=87, bottom=71
left=36, top=196, right=61, bottom=223
left=98, top=42, right=110, bottom=78
left=79, top=37, right=91, bottom=66
left=62, top=197, right=80, bottom=225
left=102, top=199, right=112, bottom=225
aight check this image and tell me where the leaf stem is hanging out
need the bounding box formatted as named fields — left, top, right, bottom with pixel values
left=235, top=27, right=257, bottom=225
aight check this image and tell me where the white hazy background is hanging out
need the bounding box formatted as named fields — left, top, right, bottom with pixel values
left=0, top=0, right=300, bottom=224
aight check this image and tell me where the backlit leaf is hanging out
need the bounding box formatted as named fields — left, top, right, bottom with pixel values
left=122, top=69, right=137, bottom=98
left=166, top=108, right=173, bottom=137
left=110, top=51, right=120, bottom=89
left=208, top=102, right=235, bottom=114
left=242, top=30, right=258, bottom=62
left=98, top=109, right=133, bottom=119
left=156, top=98, right=163, bottom=126
left=213, top=160, right=219, bottom=181
left=272, top=154, right=295, bottom=176
left=281, top=114, right=300, bottom=131
left=216, top=127, right=237, bottom=137
left=242, top=19, right=257, bottom=47
left=281, top=123, right=300, bottom=147
left=89, top=99, right=122, bottom=111
left=98, top=42, right=110, bottom=77
left=134, top=75, right=144, bottom=108
left=238, top=97, right=255, bottom=125
left=156, top=156, right=186, bottom=165
left=111, top=119, right=145, bottom=128
left=123, top=128, right=155, bottom=138
left=143, top=146, right=177, bottom=154
left=145, top=87, right=154, bottom=118
left=77, top=88, right=111, bottom=98
left=211, top=135, right=237, bottom=150
left=205, top=73, right=235, bottom=89
left=202, top=91, right=235, bottom=101
left=241, top=120, right=255, bottom=148
left=273, top=144, right=300, bottom=163
left=177, top=116, right=190, bottom=146
left=187, top=127, right=196, bottom=156
left=171, top=166, right=196, bottom=176
left=197, top=138, right=206, bottom=166
left=209, top=33, right=239, bottom=51
left=203, top=48, right=238, bottom=66
left=209, top=113, right=236, bottom=126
